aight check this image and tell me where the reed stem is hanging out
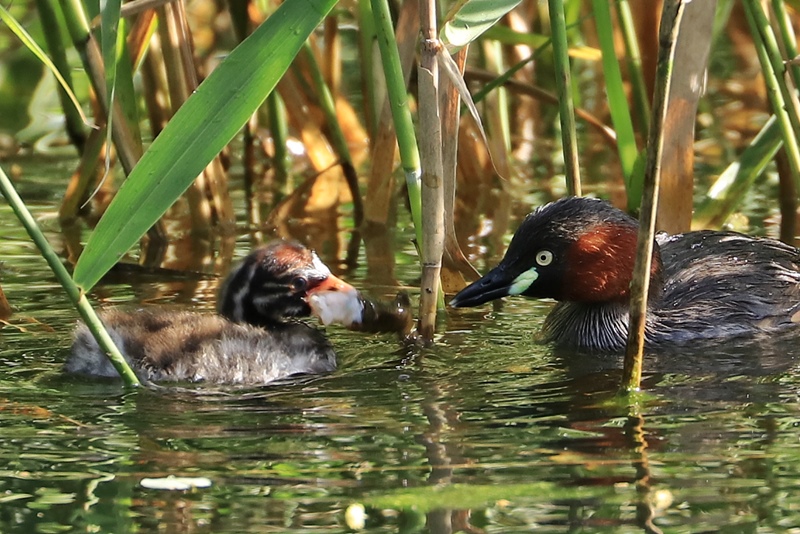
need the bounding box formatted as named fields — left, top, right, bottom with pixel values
left=370, top=0, right=423, bottom=246
left=547, top=0, right=581, bottom=196
left=417, top=0, right=445, bottom=341
left=0, top=165, right=140, bottom=387
left=623, top=0, right=685, bottom=393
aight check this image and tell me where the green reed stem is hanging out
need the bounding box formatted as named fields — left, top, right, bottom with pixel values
left=300, top=42, right=364, bottom=227
left=0, top=166, right=140, bottom=387
left=616, top=0, right=650, bottom=134
left=357, top=0, right=378, bottom=137
left=58, top=0, right=142, bottom=175
left=35, top=0, right=87, bottom=152
left=769, top=0, right=800, bottom=91
left=266, top=92, right=289, bottom=183
left=593, top=0, right=639, bottom=206
left=370, top=0, right=423, bottom=247
left=547, top=0, right=581, bottom=196
left=743, top=1, right=800, bottom=192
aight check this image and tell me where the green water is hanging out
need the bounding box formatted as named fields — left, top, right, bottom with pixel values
left=2, top=158, right=800, bottom=533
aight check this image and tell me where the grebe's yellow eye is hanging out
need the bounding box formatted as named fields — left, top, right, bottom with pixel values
left=535, top=250, right=554, bottom=267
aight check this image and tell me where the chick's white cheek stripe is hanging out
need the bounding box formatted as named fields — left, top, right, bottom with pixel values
left=311, top=252, right=332, bottom=276
left=509, top=267, right=539, bottom=295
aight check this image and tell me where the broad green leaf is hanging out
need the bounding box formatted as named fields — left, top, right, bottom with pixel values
left=441, top=0, right=522, bottom=50
left=73, top=0, right=337, bottom=290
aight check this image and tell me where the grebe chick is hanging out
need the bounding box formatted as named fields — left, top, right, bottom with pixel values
left=450, top=196, right=800, bottom=352
left=67, top=241, right=406, bottom=384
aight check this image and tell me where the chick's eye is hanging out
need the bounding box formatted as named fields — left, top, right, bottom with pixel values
left=535, top=250, right=554, bottom=267
left=290, top=277, right=308, bottom=291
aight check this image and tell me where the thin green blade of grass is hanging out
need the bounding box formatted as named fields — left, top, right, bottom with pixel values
left=770, top=0, right=800, bottom=97
left=356, top=0, right=378, bottom=136
left=100, top=0, right=122, bottom=125
left=616, top=0, right=649, bottom=132
left=112, top=19, right=142, bottom=149
left=592, top=0, right=639, bottom=206
left=73, top=0, right=337, bottom=291
left=100, top=2, right=141, bottom=154
left=0, top=4, right=91, bottom=127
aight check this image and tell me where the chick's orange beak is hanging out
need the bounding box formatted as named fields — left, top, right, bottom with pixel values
left=307, top=273, right=357, bottom=295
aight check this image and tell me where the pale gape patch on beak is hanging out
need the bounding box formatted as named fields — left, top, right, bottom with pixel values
left=509, top=267, right=539, bottom=295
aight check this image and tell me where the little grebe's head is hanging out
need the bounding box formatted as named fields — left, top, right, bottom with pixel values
left=450, top=197, right=662, bottom=307
left=218, top=241, right=356, bottom=327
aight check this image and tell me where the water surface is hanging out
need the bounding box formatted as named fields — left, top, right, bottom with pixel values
left=2, top=169, right=800, bottom=534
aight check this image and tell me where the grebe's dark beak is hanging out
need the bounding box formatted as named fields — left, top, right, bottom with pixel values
left=449, top=266, right=512, bottom=308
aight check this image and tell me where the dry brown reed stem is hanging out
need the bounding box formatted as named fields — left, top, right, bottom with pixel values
left=625, top=416, right=662, bottom=534
left=82, top=35, right=143, bottom=175
left=125, top=8, right=157, bottom=69
left=60, top=128, right=106, bottom=222
left=363, top=0, right=419, bottom=226
left=140, top=40, right=170, bottom=136
left=156, top=4, right=212, bottom=230
left=59, top=32, right=155, bottom=231
left=654, top=0, right=716, bottom=233
left=323, top=17, right=341, bottom=97
left=156, top=3, right=234, bottom=232
left=118, top=0, right=174, bottom=19
left=417, top=1, right=445, bottom=342
left=440, top=47, right=480, bottom=291
left=464, top=69, right=618, bottom=148
left=505, top=7, right=539, bottom=162
left=276, top=75, right=348, bottom=213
